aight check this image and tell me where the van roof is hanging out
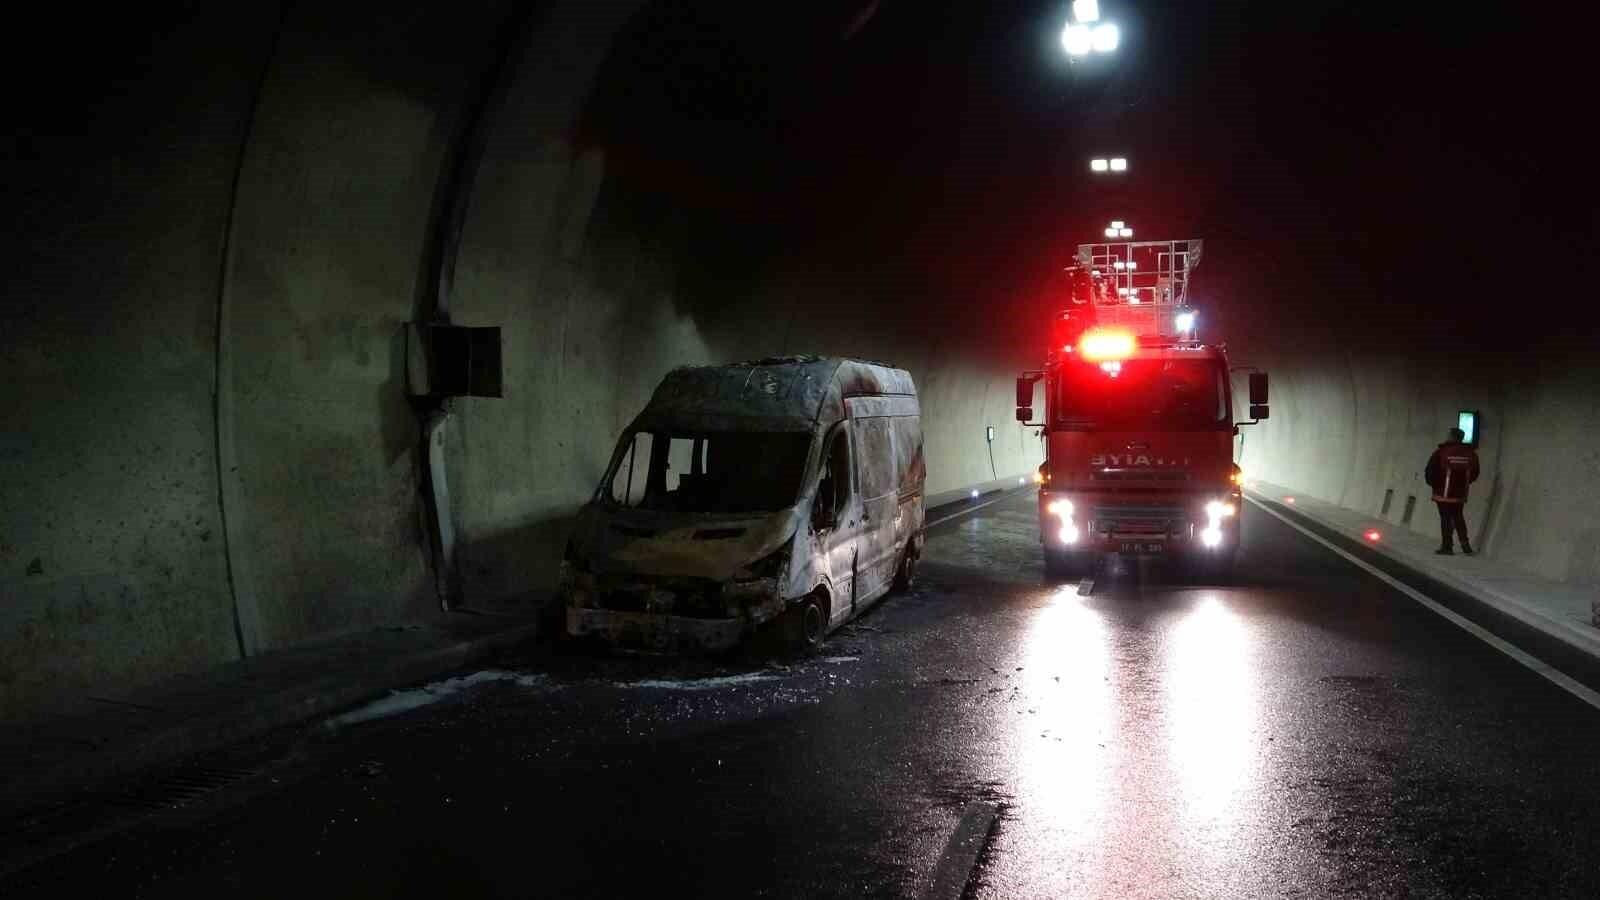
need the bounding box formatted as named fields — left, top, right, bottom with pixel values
left=632, top=356, right=916, bottom=433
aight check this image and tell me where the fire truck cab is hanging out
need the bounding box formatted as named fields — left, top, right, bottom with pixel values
left=1016, top=239, right=1268, bottom=578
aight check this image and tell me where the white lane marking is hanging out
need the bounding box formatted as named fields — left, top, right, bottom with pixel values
left=1246, top=495, right=1600, bottom=712
left=925, top=489, right=1024, bottom=530
left=923, top=800, right=999, bottom=900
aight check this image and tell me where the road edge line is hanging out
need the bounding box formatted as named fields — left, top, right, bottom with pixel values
left=1246, top=495, right=1600, bottom=712
left=926, top=489, right=1026, bottom=531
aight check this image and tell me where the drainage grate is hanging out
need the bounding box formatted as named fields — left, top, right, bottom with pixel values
left=2, top=762, right=258, bottom=878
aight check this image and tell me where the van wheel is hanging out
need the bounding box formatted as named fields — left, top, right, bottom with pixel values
left=784, top=593, right=827, bottom=655
left=892, top=547, right=919, bottom=593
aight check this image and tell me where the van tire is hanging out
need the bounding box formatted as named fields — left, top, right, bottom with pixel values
left=784, top=593, right=827, bottom=655
left=892, top=546, right=919, bottom=593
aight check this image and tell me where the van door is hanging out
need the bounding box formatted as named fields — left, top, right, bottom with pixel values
left=849, top=415, right=899, bottom=605
left=816, top=424, right=861, bottom=623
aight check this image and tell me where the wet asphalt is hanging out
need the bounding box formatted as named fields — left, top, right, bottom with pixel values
left=7, top=492, right=1600, bottom=899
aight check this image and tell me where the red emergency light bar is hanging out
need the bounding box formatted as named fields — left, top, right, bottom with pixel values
left=1076, top=328, right=1136, bottom=362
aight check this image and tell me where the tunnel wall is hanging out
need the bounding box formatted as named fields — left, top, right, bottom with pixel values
left=2, top=1, right=1040, bottom=719
left=444, top=1, right=1041, bottom=602
left=1229, top=324, right=1600, bottom=589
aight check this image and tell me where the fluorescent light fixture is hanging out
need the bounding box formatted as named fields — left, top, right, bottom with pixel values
left=1062, top=23, right=1092, bottom=56
left=1091, top=23, right=1120, bottom=52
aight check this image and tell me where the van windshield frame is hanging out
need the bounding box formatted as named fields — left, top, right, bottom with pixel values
left=603, top=429, right=815, bottom=515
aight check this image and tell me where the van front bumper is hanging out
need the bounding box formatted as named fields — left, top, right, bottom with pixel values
left=566, top=608, right=747, bottom=652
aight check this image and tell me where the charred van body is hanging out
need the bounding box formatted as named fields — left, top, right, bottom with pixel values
left=562, top=357, right=924, bottom=653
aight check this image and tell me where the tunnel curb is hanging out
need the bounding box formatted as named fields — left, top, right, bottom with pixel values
left=0, top=616, right=541, bottom=823
left=1248, top=491, right=1600, bottom=697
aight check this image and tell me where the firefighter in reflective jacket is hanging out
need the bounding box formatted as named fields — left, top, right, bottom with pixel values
left=1424, top=427, right=1480, bottom=555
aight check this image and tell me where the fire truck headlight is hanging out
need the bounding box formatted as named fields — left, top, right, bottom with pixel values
left=1205, top=500, right=1236, bottom=520
left=1047, top=498, right=1080, bottom=545
left=1201, top=527, right=1223, bottom=548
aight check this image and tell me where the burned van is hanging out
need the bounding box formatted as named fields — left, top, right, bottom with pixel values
left=562, top=357, right=924, bottom=653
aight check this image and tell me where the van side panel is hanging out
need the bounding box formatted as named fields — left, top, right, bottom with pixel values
left=843, top=395, right=923, bottom=608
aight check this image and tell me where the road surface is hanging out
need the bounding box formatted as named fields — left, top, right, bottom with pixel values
left=7, top=492, right=1600, bottom=898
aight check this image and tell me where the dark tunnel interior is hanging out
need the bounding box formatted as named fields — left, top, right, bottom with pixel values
left=3, top=2, right=1600, bottom=895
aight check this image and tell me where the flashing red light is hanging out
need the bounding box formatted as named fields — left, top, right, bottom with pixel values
left=1365, top=529, right=1381, bottom=542
left=1284, top=496, right=1296, bottom=504
left=1078, top=328, right=1136, bottom=362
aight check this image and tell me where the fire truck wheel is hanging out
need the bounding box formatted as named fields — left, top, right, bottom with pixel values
left=1191, top=551, right=1237, bottom=583
left=1044, top=548, right=1090, bottom=580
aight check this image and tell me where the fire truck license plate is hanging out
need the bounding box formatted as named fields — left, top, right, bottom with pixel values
left=1121, top=541, right=1165, bottom=554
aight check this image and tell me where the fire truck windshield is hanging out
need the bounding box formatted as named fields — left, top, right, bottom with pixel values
left=1053, top=358, right=1229, bottom=430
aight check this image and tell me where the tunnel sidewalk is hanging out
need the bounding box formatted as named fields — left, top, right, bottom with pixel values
left=1246, top=480, right=1600, bottom=685
left=0, top=608, right=540, bottom=825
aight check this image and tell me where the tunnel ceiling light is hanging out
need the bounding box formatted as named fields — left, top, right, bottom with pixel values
left=1073, top=0, right=1100, bottom=23
left=1062, top=23, right=1093, bottom=56
left=1091, top=23, right=1120, bottom=52
left=1090, top=158, right=1110, bottom=172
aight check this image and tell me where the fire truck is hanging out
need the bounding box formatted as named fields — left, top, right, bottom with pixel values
left=1015, top=238, right=1269, bottom=578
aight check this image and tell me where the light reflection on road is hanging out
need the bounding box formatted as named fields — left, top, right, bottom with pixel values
left=1165, top=594, right=1259, bottom=837
left=987, top=589, right=1265, bottom=899
left=1010, top=587, right=1114, bottom=883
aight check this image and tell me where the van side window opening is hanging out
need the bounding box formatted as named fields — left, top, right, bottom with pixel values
left=821, top=428, right=851, bottom=512
left=606, top=430, right=811, bottom=514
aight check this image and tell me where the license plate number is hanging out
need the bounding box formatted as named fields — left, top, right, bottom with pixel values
left=1120, top=542, right=1165, bottom=554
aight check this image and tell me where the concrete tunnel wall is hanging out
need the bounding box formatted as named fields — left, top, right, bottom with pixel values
left=1222, top=306, right=1600, bottom=590
left=1, top=1, right=1042, bottom=719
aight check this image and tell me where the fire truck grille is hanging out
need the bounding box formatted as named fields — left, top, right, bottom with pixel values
left=1091, top=506, right=1189, bottom=535
left=1091, top=470, right=1190, bottom=482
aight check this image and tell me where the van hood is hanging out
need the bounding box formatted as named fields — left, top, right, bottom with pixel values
left=571, top=504, right=803, bottom=581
